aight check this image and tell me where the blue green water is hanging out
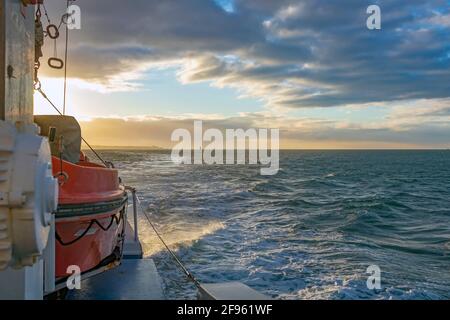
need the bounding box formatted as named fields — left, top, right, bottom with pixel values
left=94, top=150, right=450, bottom=299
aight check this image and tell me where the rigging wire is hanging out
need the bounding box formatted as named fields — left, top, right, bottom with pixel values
left=134, top=192, right=203, bottom=290
left=41, top=3, right=51, bottom=25
left=37, top=88, right=108, bottom=168
left=35, top=2, right=204, bottom=293
left=35, top=2, right=107, bottom=166
left=38, top=84, right=205, bottom=291
left=63, top=0, right=70, bottom=115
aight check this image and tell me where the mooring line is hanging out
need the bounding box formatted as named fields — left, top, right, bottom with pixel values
left=134, top=192, right=203, bottom=289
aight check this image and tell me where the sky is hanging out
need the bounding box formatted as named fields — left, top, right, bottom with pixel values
left=34, top=0, right=450, bottom=149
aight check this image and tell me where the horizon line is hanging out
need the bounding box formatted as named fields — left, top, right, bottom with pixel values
left=83, top=146, right=450, bottom=151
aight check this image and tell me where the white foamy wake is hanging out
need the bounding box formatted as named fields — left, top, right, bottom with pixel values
left=140, top=220, right=225, bottom=256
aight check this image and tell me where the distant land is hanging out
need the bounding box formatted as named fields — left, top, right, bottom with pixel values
left=83, top=146, right=450, bottom=151
left=84, top=145, right=167, bottom=150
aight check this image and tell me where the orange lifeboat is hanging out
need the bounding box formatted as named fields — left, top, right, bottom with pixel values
left=35, top=115, right=127, bottom=280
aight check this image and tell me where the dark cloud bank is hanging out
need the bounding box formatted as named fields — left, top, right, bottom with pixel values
left=42, top=0, right=450, bottom=108
left=40, top=0, right=450, bottom=147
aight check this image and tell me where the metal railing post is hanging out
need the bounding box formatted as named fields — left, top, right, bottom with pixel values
left=132, top=188, right=139, bottom=242
left=125, top=186, right=139, bottom=243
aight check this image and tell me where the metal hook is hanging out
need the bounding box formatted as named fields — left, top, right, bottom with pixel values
left=54, top=171, right=69, bottom=186
left=61, top=13, right=70, bottom=25
left=36, top=4, right=42, bottom=19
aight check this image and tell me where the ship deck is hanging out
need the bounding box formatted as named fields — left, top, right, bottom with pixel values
left=65, top=258, right=164, bottom=300
left=65, top=221, right=268, bottom=300
left=66, top=221, right=164, bottom=300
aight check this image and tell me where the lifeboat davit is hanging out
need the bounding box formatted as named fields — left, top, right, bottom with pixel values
left=34, top=115, right=127, bottom=280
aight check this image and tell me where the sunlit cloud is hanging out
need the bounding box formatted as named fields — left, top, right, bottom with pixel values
left=78, top=98, right=450, bottom=149
left=38, top=0, right=450, bottom=148
left=40, top=0, right=450, bottom=106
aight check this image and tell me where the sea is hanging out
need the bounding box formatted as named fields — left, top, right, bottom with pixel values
left=87, top=150, right=450, bottom=300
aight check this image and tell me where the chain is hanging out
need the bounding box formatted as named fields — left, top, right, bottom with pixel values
left=34, top=4, right=44, bottom=91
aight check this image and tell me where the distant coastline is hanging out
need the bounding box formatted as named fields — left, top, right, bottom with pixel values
left=84, top=145, right=167, bottom=151
left=83, top=147, right=450, bottom=151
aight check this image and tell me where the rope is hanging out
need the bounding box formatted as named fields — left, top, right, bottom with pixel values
left=56, top=213, right=123, bottom=246
left=134, top=192, right=202, bottom=289
left=36, top=88, right=109, bottom=168
left=81, top=138, right=109, bottom=168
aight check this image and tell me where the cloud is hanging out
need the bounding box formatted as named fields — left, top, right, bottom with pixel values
left=79, top=99, right=450, bottom=149
left=426, top=12, right=450, bottom=27
left=40, top=0, right=450, bottom=108
left=385, top=98, right=450, bottom=129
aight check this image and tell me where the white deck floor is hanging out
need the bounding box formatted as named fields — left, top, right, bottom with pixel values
left=66, top=221, right=164, bottom=300
left=66, top=258, right=164, bottom=300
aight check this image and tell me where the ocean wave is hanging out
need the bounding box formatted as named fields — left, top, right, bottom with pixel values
left=90, top=150, right=450, bottom=300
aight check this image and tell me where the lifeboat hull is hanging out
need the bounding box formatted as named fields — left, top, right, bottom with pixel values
left=52, top=156, right=127, bottom=279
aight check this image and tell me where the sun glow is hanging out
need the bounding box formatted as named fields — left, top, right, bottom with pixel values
left=34, top=77, right=92, bottom=121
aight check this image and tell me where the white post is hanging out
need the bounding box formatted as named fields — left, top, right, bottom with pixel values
left=0, top=262, right=44, bottom=300
left=43, top=216, right=56, bottom=294
left=133, top=190, right=139, bottom=242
